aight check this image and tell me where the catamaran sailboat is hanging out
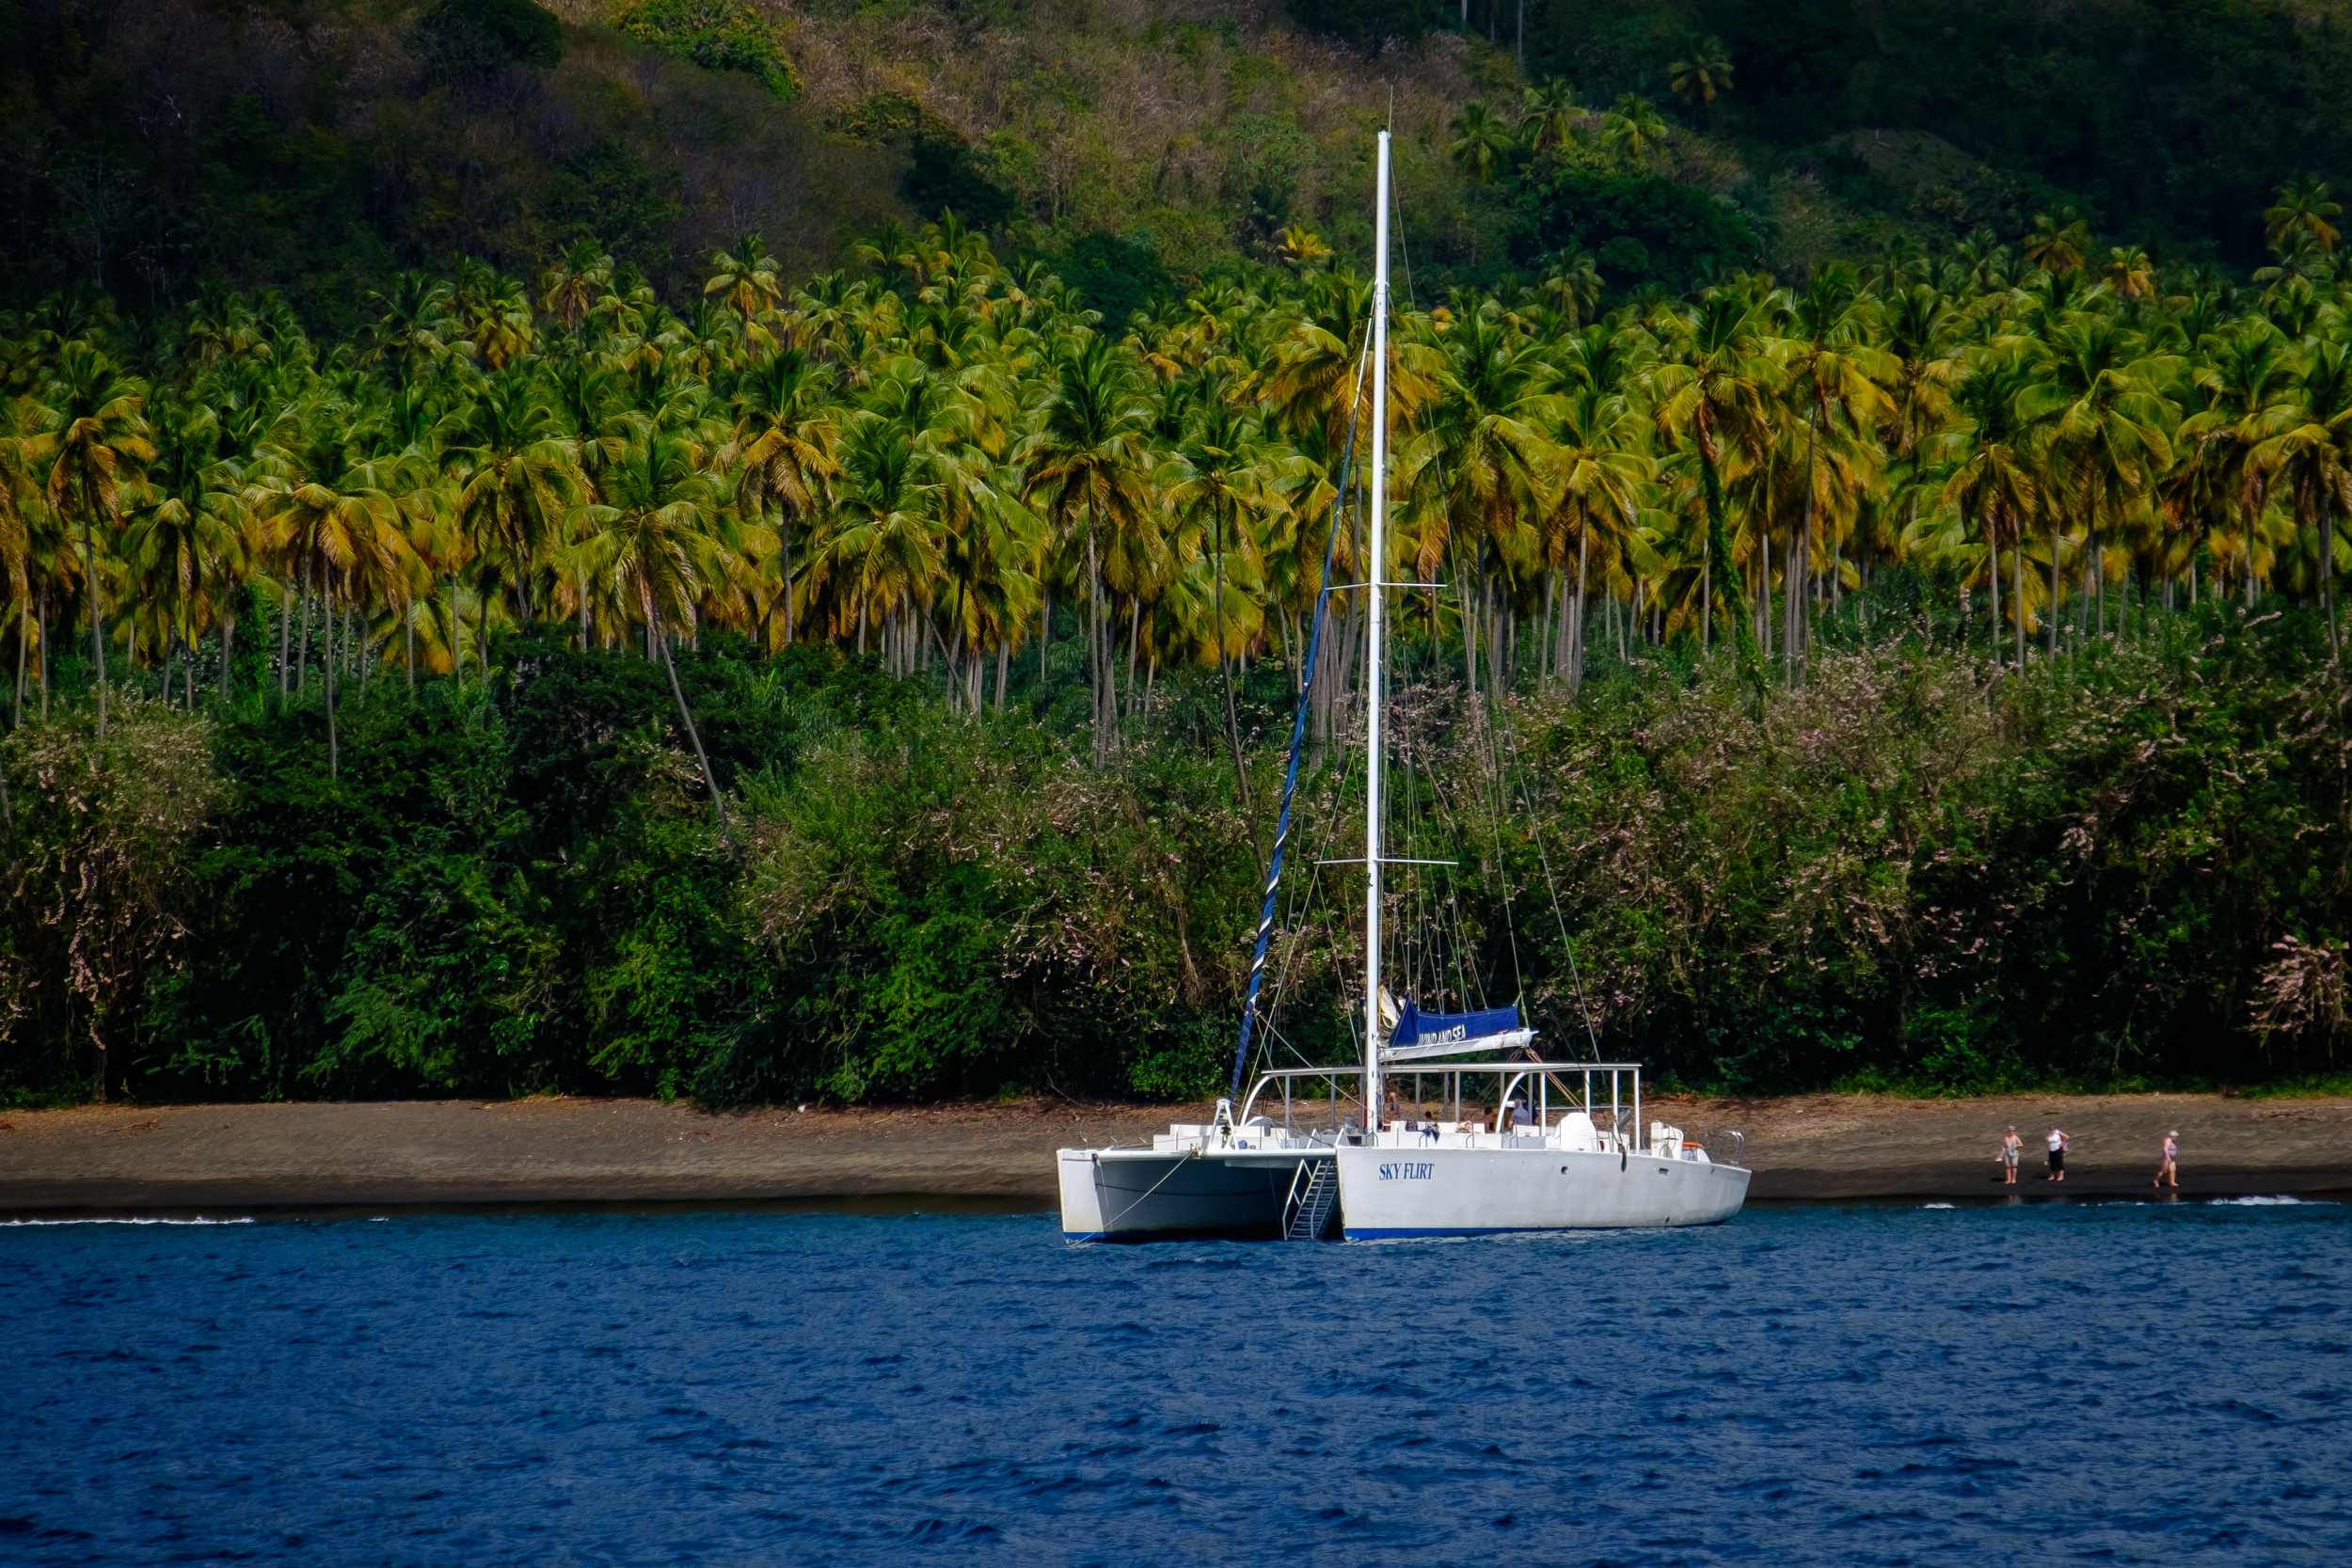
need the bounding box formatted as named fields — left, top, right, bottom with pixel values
left=1057, top=131, right=1750, bottom=1242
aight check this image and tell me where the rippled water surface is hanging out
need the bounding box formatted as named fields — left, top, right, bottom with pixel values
left=4, top=1198, right=2348, bottom=1565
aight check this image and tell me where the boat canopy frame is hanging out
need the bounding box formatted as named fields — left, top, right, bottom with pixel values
left=1239, top=1061, right=1645, bottom=1148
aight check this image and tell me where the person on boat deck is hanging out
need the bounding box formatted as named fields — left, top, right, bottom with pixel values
left=1509, top=1100, right=1534, bottom=1129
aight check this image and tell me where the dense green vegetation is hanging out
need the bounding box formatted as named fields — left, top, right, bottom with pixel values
left=2, top=0, right=2349, bottom=1108
left=1, top=194, right=2348, bottom=1107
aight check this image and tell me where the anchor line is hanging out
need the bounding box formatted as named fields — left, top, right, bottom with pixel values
left=1103, top=1148, right=1216, bottom=1234
left=1228, top=335, right=1374, bottom=1098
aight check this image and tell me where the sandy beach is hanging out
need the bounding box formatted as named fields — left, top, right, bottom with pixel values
left=2, top=1091, right=2348, bottom=1212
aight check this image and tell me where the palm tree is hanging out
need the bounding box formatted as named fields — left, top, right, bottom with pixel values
left=446, top=365, right=586, bottom=671
left=1447, top=102, right=1517, bottom=187
left=1650, top=290, right=1780, bottom=685
left=358, top=273, right=460, bottom=389
left=1519, top=79, right=1582, bottom=154
left=540, top=241, right=612, bottom=335
left=1775, top=262, right=1890, bottom=678
left=246, top=402, right=424, bottom=775
left=2023, top=210, right=2095, bottom=277
left=2033, top=310, right=2177, bottom=653
left=119, top=399, right=251, bottom=705
left=1020, top=334, right=1156, bottom=761
left=581, top=430, right=745, bottom=833
left=1158, top=384, right=1294, bottom=802
left=1600, top=95, right=1668, bottom=165
left=2265, top=178, right=2343, bottom=255
left=1667, top=39, right=1732, bottom=116
left=1536, top=253, right=1605, bottom=326
left=1393, top=301, right=1562, bottom=708
left=2164, top=322, right=2285, bottom=615
left=706, top=234, right=785, bottom=325
left=2097, top=248, right=2158, bottom=305
left=807, top=410, right=946, bottom=668
left=40, top=342, right=152, bottom=736
left=1542, top=380, right=1652, bottom=689
left=1940, top=356, right=2049, bottom=667
left=2250, top=334, right=2352, bottom=660
left=726, top=350, right=841, bottom=647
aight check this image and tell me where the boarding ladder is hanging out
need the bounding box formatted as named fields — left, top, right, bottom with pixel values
left=1283, top=1158, right=1339, bottom=1242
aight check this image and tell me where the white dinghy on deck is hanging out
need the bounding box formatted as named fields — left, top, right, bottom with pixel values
left=1055, top=128, right=1749, bottom=1243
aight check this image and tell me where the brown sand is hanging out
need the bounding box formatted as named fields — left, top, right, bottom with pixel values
left=0, top=1092, right=2347, bottom=1212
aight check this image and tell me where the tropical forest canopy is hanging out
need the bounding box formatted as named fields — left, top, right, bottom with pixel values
left=0, top=0, right=2347, bottom=1109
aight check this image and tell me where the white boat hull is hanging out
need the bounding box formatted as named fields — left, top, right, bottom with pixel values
left=1057, top=1148, right=1320, bottom=1241
left=1335, top=1144, right=1749, bottom=1237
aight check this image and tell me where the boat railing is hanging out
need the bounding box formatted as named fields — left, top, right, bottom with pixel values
left=1240, top=1060, right=1651, bottom=1148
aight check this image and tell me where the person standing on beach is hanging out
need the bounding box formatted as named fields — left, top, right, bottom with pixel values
left=2045, top=1125, right=2070, bottom=1182
left=2153, top=1130, right=2179, bottom=1189
left=2001, top=1126, right=2024, bottom=1185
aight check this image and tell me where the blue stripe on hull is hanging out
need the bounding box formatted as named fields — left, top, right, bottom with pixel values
left=1345, top=1220, right=1734, bottom=1238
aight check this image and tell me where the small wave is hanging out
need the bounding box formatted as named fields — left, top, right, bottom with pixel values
left=0, top=1216, right=256, bottom=1227
left=2206, top=1196, right=2325, bottom=1207
left=1921, top=1202, right=1957, bottom=1210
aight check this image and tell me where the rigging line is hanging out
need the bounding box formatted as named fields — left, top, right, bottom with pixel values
left=1496, top=699, right=1603, bottom=1058
left=1496, top=705, right=1609, bottom=1062
left=1406, top=743, right=1484, bottom=1010
left=1474, top=678, right=1530, bottom=1013
left=1261, top=657, right=1370, bottom=1067
left=1263, top=666, right=1370, bottom=1026
left=1229, top=327, right=1375, bottom=1097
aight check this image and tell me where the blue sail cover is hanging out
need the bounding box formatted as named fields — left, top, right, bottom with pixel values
left=1390, top=999, right=1521, bottom=1050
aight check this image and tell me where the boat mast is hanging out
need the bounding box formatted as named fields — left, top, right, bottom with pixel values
left=1362, top=130, right=1391, bottom=1136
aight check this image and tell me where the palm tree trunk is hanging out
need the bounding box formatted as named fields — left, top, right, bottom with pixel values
left=2048, top=521, right=2060, bottom=657
left=1795, top=406, right=1815, bottom=684
left=1462, top=550, right=1481, bottom=713
left=2325, top=496, right=2340, bottom=665
left=2012, top=536, right=2026, bottom=669
left=14, top=596, right=25, bottom=727
left=1572, top=525, right=1589, bottom=692
left=1038, top=589, right=1051, bottom=684
left=39, top=589, right=49, bottom=719
left=649, top=596, right=729, bottom=840
left=80, top=514, right=107, bottom=736
left=996, top=637, right=1010, bottom=711
left=782, top=515, right=795, bottom=647
left=1087, top=518, right=1107, bottom=761
left=1214, top=509, right=1251, bottom=810
left=950, top=582, right=967, bottom=715
left=1700, top=528, right=1710, bottom=654
left=297, top=562, right=313, bottom=693
left=219, top=611, right=236, bottom=705
left=325, top=595, right=339, bottom=782
left=1123, top=598, right=1138, bottom=721
left=1981, top=514, right=1999, bottom=668
left=1540, top=569, right=1556, bottom=684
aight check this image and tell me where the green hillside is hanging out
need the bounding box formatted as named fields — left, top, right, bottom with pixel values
left=10, top=0, right=2351, bottom=323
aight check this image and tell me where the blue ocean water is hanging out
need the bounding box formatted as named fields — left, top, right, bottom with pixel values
left=2, top=1198, right=2347, bottom=1566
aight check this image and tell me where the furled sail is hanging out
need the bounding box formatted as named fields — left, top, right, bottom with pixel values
left=1380, top=998, right=1534, bottom=1062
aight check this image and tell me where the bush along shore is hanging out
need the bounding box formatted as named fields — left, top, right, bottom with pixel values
left=0, top=580, right=2344, bottom=1110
